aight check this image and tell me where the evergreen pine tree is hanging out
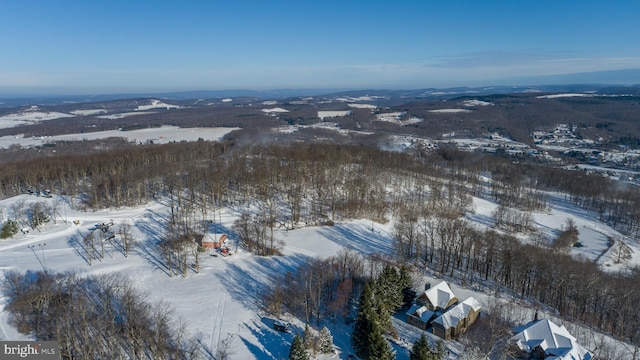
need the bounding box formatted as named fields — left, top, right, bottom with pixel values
left=289, top=333, right=308, bottom=360
left=434, top=341, right=446, bottom=360
left=0, top=219, right=19, bottom=239
left=318, top=326, right=334, bottom=354
left=352, top=282, right=376, bottom=358
left=399, top=266, right=413, bottom=293
left=376, top=265, right=403, bottom=313
left=367, top=326, right=395, bottom=360
left=399, top=265, right=416, bottom=309
left=410, top=333, right=438, bottom=360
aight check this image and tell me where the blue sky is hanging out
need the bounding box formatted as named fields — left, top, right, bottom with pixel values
left=1, top=0, right=640, bottom=94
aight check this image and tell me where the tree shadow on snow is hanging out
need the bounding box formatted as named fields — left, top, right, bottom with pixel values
left=134, top=212, right=173, bottom=276
left=240, top=317, right=294, bottom=360
left=216, top=253, right=311, bottom=309
left=67, top=232, right=91, bottom=266
left=319, top=223, right=394, bottom=256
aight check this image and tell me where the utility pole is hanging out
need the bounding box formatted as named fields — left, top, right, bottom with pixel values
left=39, top=243, right=47, bottom=273
left=28, top=243, right=46, bottom=273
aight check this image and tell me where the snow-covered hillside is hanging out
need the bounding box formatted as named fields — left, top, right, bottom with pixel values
left=0, top=105, right=74, bottom=129
left=0, top=126, right=239, bottom=149
left=0, top=187, right=637, bottom=359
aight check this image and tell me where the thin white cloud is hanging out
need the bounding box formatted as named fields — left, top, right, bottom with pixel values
left=2, top=54, right=640, bottom=93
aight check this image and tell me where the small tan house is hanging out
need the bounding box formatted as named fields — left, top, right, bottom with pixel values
left=431, top=296, right=482, bottom=340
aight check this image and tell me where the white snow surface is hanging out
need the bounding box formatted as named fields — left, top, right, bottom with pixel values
left=318, top=110, right=351, bottom=119
left=347, top=103, right=377, bottom=109
left=262, top=107, right=289, bottom=113
left=0, top=126, right=240, bottom=149
left=335, top=96, right=384, bottom=102
left=135, top=99, right=181, bottom=111
left=0, top=196, right=395, bottom=358
left=428, top=109, right=472, bottom=113
left=536, top=93, right=591, bottom=99
left=97, top=111, right=156, bottom=119
left=0, top=106, right=75, bottom=129
left=0, top=185, right=638, bottom=358
left=70, top=109, right=107, bottom=116
left=461, top=99, right=493, bottom=106
left=469, top=194, right=640, bottom=272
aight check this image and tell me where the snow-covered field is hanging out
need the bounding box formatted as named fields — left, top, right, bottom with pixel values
left=70, top=109, right=108, bottom=116
left=461, top=99, right=493, bottom=107
left=135, top=99, right=182, bottom=111
left=374, top=112, right=423, bottom=126
left=262, top=107, right=289, bottom=113
left=0, top=100, right=182, bottom=129
left=0, top=126, right=240, bottom=149
left=97, top=111, right=157, bottom=119
left=318, top=110, right=351, bottom=120
left=0, top=106, right=75, bottom=129
left=1, top=184, right=638, bottom=359
left=536, top=93, right=592, bottom=99
left=348, top=103, right=377, bottom=109
left=428, top=109, right=472, bottom=114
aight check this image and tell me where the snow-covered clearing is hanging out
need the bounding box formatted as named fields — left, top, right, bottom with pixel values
left=536, top=93, right=591, bottom=99
left=0, top=186, right=637, bottom=358
left=347, top=103, right=377, bottom=109
left=461, top=99, right=493, bottom=106
left=374, top=112, right=423, bottom=126
left=318, top=110, right=351, bottom=119
left=0, top=195, right=395, bottom=359
left=70, top=109, right=107, bottom=116
left=273, top=123, right=374, bottom=137
left=97, top=111, right=157, bottom=119
left=470, top=194, right=640, bottom=273
left=262, top=107, right=289, bottom=113
left=0, top=126, right=240, bottom=149
left=136, top=99, right=182, bottom=111
left=428, top=109, right=472, bottom=113
left=335, top=96, right=384, bottom=102
left=0, top=106, right=75, bottom=129
left=376, top=112, right=404, bottom=121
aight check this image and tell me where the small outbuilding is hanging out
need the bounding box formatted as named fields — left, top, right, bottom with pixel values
left=195, top=233, right=227, bottom=249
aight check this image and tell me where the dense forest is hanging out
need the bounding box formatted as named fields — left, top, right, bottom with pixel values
left=2, top=139, right=640, bottom=357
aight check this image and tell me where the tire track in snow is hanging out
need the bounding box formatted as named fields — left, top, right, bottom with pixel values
left=210, top=297, right=226, bottom=353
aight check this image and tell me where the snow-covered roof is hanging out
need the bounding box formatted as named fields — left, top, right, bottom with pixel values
left=422, top=281, right=457, bottom=310
left=432, top=296, right=481, bottom=329
left=511, top=319, right=593, bottom=360
left=205, top=233, right=227, bottom=242
left=406, top=304, right=435, bottom=323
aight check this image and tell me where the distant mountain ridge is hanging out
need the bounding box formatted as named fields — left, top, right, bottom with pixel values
left=1, top=83, right=639, bottom=108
